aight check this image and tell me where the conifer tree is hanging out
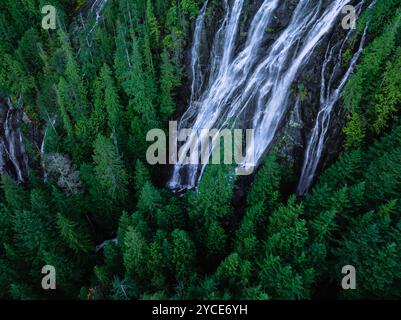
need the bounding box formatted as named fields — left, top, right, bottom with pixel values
left=56, top=213, right=93, bottom=253
left=171, top=229, right=195, bottom=282
left=123, top=226, right=149, bottom=282
left=101, top=64, right=123, bottom=136
left=160, top=50, right=178, bottom=120
left=93, top=135, right=128, bottom=201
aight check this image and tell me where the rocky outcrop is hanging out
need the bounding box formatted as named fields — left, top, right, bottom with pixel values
left=273, top=0, right=365, bottom=185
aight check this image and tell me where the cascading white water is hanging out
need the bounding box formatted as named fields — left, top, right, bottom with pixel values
left=77, top=0, right=108, bottom=36
left=89, top=0, right=108, bottom=31
left=190, top=1, right=209, bottom=104
left=40, top=114, right=57, bottom=182
left=171, top=0, right=279, bottom=189
left=169, top=0, right=355, bottom=190
left=0, top=98, right=29, bottom=183
left=90, top=0, right=108, bottom=23
left=297, top=1, right=370, bottom=195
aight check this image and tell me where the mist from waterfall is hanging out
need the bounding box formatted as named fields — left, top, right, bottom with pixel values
left=169, top=0, right=355, bottom=190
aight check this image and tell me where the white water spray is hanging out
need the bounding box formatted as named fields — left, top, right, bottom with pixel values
left=297, top=1, right=370, bottom=195
left=169, top=0, right=355, bottom=190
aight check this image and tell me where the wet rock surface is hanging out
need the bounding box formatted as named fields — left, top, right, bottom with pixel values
left=176, top=0, right=366, bottom=192
left=275, top=0, right=363, bottom=183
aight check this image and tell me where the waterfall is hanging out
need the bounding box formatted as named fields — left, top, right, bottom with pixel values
left=40, top=114, right=57, bottom=182
left=77, top=0, right=108, bottom=36
left=0, top=97, right=29, bottom=183
left=88, top=0, right=108, bottom=32
left=90, top=0, right=108, bottom=23
left=169, top=0, right=355, bottom=190
left=297, top=1, right=370, bottom=195
left=190, top=1, right=209, bottom=104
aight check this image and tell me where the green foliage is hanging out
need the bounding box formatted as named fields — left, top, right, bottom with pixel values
left=171, top=229, right=195, bottom=282
left=160, top=50, right=178, bottom=120
left=133, top=160, right=151, bottom=192
left=247, top=154, right=281, bottom=212
left=343, top=7, right=401, bottom=148
left=373, top=49, right=401, bottom=133
left=56, top=213, right=93, bottom=253
left=1, top=0, right=401, bottom=301
left=123, top=227, right=149, bottom=281
left=258, top=254, right=313, bottom=300
left=334, top=205, right=401, bottom=299
left=93, top=135, right=128, bottom=200
left=214, top=253, right=251, bottom=295
left=188, top=164, right=236, bottom=221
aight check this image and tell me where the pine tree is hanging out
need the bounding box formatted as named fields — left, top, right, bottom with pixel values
left=188, top=164, right=235, bottom=222
left=214, top=253, right=251, bottom=297
left=56, top=77, right=74, bottom=137
left=257, top=196, right=315, bottom=299
left=265, top=196, right=308, bottom=266
left=171, top=229, right=195, bottom=282
left=123, top=226, right=149, bottom=281
left=156, top=197, right=186, bottom=232
left=1, top=175, right=28, bottom=212
left=114, top=22, right=132, bottom=91
left=147, top=230, right=169, bottom=289
left=56, top=213, right=93, bottom=253
left=146, top=0, right=161, bottom=48
left=365, top=147, right=401, bottom=203
left=133, top=160, right=151, bottom=192
left=373, top=48, right=401, bottom=133
left=137, top=181, right=163, bottom=216
left=100, top=64, right=123, bottom=135
left=111, top=277, right=139, bottom=300
left=93, top=135, right=128, bottom=200
left=247, top=155, right=281, bottom=212
left=160, top=50, right=178, bottom=120
left=204, top=219, right=228, bottom=258
left=258, top=254, right=314, bottom=300
left=58, top=31, right=89, bottom=122
left=334, top=202, right=401, bottom=299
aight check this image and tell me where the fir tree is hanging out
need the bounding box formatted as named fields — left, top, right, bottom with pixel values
left=92, top=135, right=128, bottom=200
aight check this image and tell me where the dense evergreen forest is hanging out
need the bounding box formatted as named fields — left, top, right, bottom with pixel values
left=0, top=0, right=400, bottom=300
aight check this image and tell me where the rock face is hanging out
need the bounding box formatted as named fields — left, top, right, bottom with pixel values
left=0, top=96, right=29, bottom=182
left=268, top=0, right=367, bottom=180
left=273, top=0, right=364, bottom=185
left=173, top=0, right=366, bottom=192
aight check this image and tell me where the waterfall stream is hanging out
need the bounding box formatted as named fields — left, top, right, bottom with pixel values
left=297, top=1, right=368, bottom=195
left=77, top=0, right=108, bottom=35
left=169, top=0, right=356, bottom=190
left=190, top=1, right=209, bottom=104
left=0, top=97, right=29, bottom=183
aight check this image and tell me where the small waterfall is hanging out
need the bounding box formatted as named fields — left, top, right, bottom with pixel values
left=190, top=1, right=209, bottom=104
left=169, top=0, right=355, bottom=190
left=90, top=0, right=108, bottom=24
left=88, top=0, right=108, bottom=33
left=0, top=97, right=29, bottom=183
left=77, top=0, right=108, bottom=35
left=40, top=114, right=57, bottom=182
left=297, top=1, right=369, bottom=195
